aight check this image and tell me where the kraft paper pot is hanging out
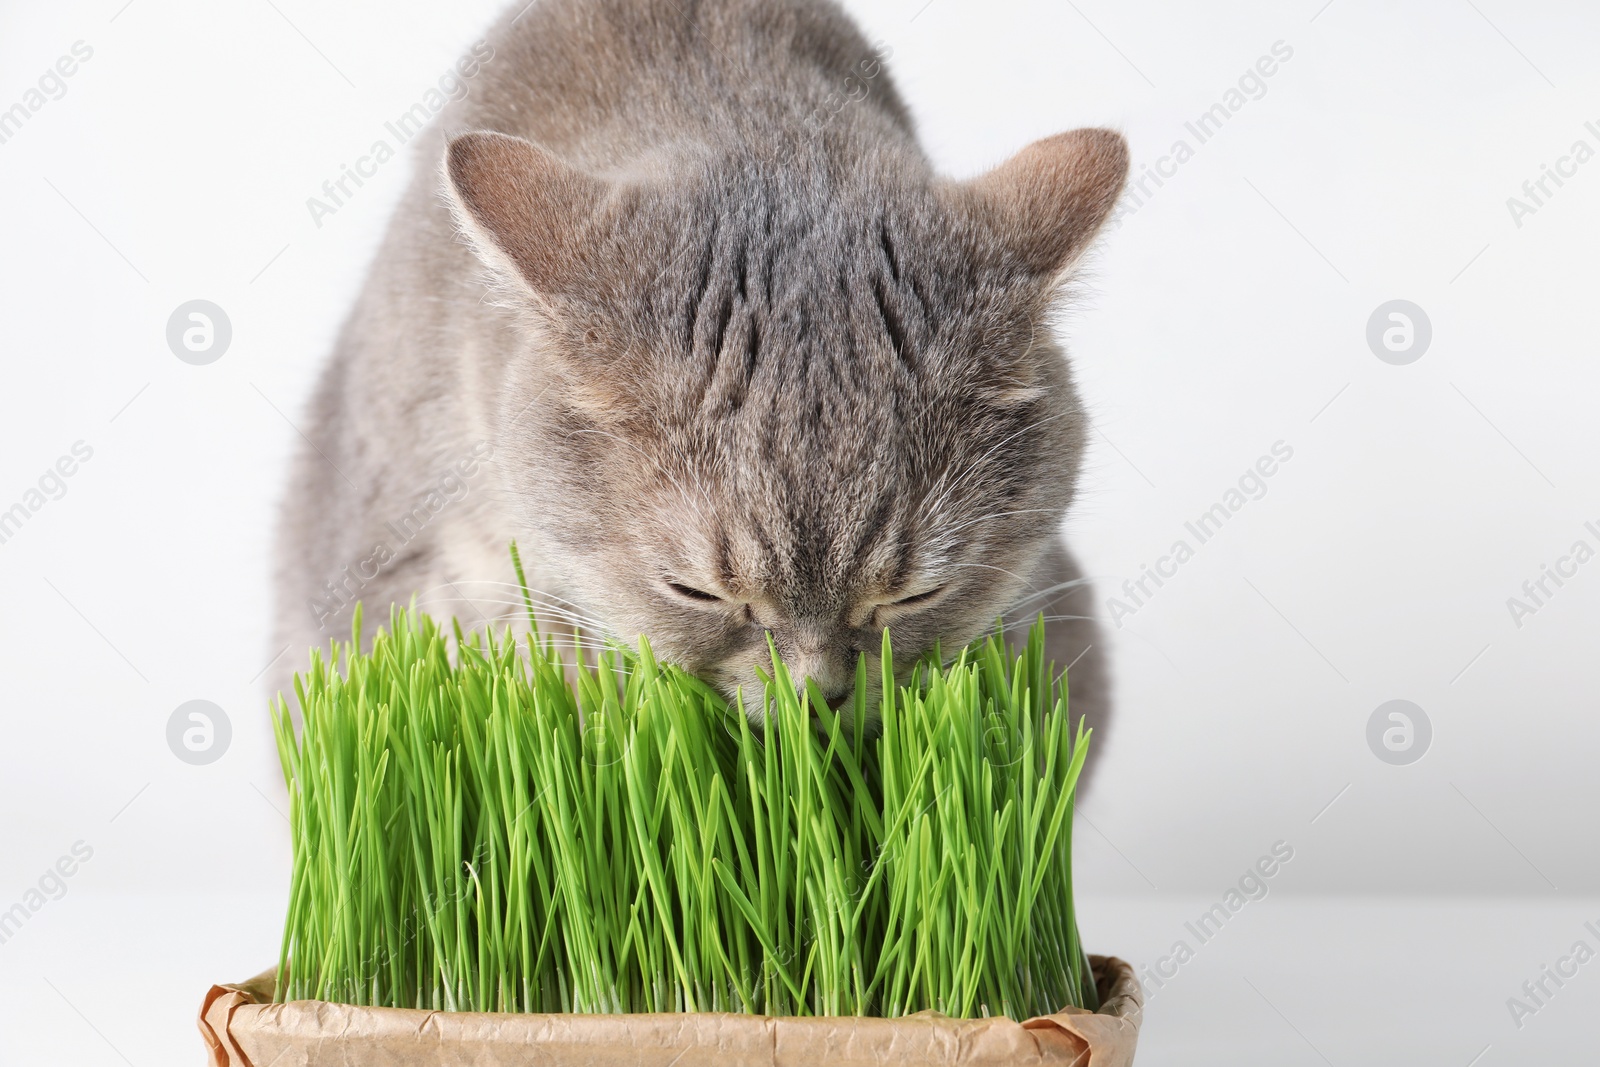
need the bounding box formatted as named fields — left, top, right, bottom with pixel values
left=199, top=955, right=1141, bottom=1066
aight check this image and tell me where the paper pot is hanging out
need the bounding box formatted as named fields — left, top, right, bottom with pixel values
left=199, top=954, right=1141, bottom=1066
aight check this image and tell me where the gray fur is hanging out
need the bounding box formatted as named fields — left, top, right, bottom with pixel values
left=273, top=0, right=1126, bottom=781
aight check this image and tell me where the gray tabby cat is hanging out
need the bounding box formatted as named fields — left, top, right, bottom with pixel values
left=274, top=0, right=1126, bottom=783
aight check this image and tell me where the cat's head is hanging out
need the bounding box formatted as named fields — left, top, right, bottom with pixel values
left=444, top=127, right=1126, bottom=718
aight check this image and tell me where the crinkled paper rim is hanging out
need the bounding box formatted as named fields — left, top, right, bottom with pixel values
left=200, top=955, right=1140, bottom=1066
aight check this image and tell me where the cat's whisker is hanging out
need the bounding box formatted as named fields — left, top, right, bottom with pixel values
left=415, top=580, right=613, bottom=630
left=567, top=425, right=718, bottom=531
left=465, top=615, right=622, bottom=653
left=996, top=612, right=1092, bottom=631
left=476, top=612, right=609, bottom=635
left=452, top=594, right=607, bottom=627
left=1006, top=576, right=1095, bottom=610
left=939, top=507, right=1062, bottom=539
left=467, top=597, right=611, bottom=629
left=405, top=598, right=615, bottom=642
left=438, top=605, right=611, bottom=635
left=920, top=411, right=1068, bottom=527
left=439, top=590, right=602, bottom=618
left=943, top=560, right=1035, bottom=587
left=408, top=584, right=566, bottom=612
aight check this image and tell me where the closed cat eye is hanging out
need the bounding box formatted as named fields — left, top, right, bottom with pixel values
left=665, top=580, right=725, bottom=603
left=889, top=586, right=944, bottom=607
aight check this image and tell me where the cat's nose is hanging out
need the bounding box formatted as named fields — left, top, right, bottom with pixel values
left=794, top=677, right=853, bottom=708
left=785, top=647, right=852, bottom=709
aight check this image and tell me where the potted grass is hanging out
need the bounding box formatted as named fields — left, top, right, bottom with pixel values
left=200, top=557, right=1141, bottom=1065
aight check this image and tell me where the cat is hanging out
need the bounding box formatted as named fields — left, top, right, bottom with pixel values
left=273, top=0, right=1126, bottom=785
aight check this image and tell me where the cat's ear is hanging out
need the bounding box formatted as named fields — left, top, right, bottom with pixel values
left=443, top=131, right=608, bottom=298
left=967, top=128, right=1128, bottom=281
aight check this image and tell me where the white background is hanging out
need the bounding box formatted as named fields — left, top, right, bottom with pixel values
left=1, top=0, right=1596, bottom=1063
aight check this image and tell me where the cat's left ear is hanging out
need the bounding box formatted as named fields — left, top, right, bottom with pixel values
left=442, top=130, right=609, bottom=300
left=964, top=128, right=1128, bottom=282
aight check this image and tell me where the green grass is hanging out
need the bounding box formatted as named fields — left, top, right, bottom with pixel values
left=271, top=559, right=1097, bottom=1020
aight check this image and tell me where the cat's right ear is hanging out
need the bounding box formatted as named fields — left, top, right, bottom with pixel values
left=965, top=128, right=1129, bottom=284
left=443, top=131, right=608, bottom=299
